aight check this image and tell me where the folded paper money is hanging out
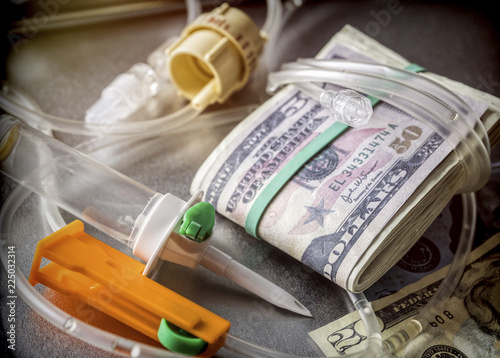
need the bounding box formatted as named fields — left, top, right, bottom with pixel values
left=191, top=25, right=500, bottom=292
left=309, top=232, right=500, bottom=357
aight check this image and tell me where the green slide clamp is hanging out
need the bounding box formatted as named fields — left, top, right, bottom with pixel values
left=179, top=202, right=215, bottom=242
left=158, top=318, right=208, bottom=355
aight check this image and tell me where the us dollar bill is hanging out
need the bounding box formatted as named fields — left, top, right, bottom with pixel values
left=308, top=232, right=500, bottom=358
left=363, top=196, right=464, bottom=302
left=191, top=25, right=500, bottom=292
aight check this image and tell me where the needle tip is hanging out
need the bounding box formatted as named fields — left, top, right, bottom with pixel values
left=282, top=298, right=313, bottom=317
left=271, top=289, right=313, bottom=317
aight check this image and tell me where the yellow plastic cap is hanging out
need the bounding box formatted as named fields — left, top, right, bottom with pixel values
left=167, top=3, right=266, bottom=110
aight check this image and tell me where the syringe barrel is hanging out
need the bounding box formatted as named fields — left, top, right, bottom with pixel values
left=0, top=115, right=160, bottom=246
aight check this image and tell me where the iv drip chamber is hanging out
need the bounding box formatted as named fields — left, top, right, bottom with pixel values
left=0, top=115, right=193, bottom=265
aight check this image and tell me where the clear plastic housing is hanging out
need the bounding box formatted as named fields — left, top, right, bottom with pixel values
left=85, top=63, right=162, bottom=124
left=0, top=115, right=161, bottom=245
left=319, top=89, right=373, bottom=127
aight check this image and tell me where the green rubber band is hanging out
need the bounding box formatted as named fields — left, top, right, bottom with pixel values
left=404, top=63, right=426, bottom=74
left=244, top=64, right=425, bottom=239
left=245, top=121, right=349, bottom=238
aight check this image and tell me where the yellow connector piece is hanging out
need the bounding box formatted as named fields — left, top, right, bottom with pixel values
left=167, top=3, right=266, bottom=110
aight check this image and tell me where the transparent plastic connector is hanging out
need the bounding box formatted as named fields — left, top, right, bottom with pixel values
left=82, top=1, right=199, bottom=126
left=85, top=63, right=162, bottom=124
left=320, top=89, right=373, bottom=127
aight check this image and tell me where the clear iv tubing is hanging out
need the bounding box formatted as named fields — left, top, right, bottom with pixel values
left=0, top=116, right=382, bottom=358
left=283, top=59, right=490, bottom=150
left=268, top=60, right=491, bottom=193
left=0, top=0, right=286, bottom=137
left=0, top=172, right=477, bottom=358
left=0, top=7, right=488, bottom=356
left=0, top=85, right=200, bottom=136
left=9, top=1, right=199, bottom=33
left=382, top=191, right=477, bottom=353
left=185, top=0, right=202, bottom=24
left=284, top=59, right=490, bottom=149
left=0, top=0, right=204, bottom=136
left=1, top=68, right=486, bottom=358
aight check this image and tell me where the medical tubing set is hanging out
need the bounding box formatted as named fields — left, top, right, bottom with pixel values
left=0, top=63, right=488, bottom=358
left=0, top=0, right=293, bottom=137
left=0, top=4, right=492, bottom=358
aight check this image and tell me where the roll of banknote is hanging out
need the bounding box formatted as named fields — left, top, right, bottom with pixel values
left=191, top=25, right=500, bottom=292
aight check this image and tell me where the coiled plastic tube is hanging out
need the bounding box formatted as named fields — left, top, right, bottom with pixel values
left=0, top=0, right=288, bottom=138
left=0, top=47, right=489, bottom=358
left=268, top=60, right=491, bottom=193
left=383, top=191, right=477, bottom=353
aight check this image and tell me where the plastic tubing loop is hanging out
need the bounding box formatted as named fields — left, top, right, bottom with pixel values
left=268, top=59, right=491, bottom=194
left=262, top=0, right=303, bottom=49
left=0, top=0, right=206, bottom=137
left=0, top=78, right=482, bottom=358
left=185, top=0, right=202, bottom=24
left=383, top=191, right=477, bottom=354
left=0, top=0, right=288, bottom=138
left=0, top=186, right=205, bottom=358
left=286, top=58, right=489, bottom=147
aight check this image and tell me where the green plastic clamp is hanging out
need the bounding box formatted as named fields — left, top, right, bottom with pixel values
left=157, top=319, right=207, bottom=355
left=178, top=202, right=215, bottom=242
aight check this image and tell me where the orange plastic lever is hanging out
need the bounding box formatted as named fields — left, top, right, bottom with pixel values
left=29, top=220, right=230, bottom=357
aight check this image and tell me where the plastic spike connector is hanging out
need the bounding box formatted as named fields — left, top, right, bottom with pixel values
left=29, top=220, right=230, bottom=357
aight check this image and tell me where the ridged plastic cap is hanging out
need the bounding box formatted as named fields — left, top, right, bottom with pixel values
left=166, top=3, right=266, bottom=110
